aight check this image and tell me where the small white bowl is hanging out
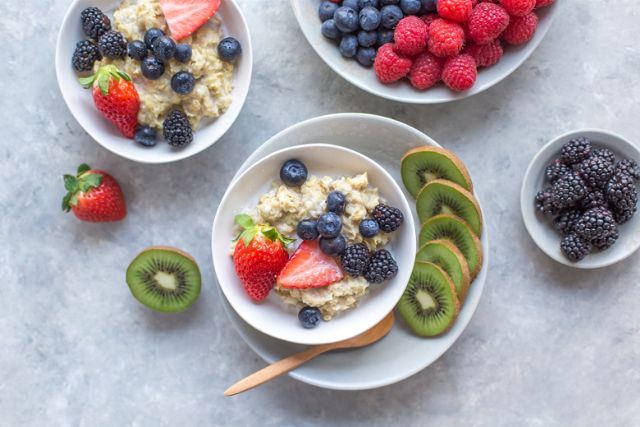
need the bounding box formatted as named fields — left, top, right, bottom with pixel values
left=521, top=129, right=640, bottom=269
left=212, top=143, right=416, bottom=345
left=290, top=0, right=558, bottom=104
left=55, top=0, right=252, bottom=164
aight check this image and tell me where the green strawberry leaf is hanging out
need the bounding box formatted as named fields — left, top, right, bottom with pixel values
left=78, top=74, right=96, bottom=88
left=64, top=175, right=78, bottom=193
left=97, top=72, right=110, bottom=95
left=77, top=163, right=91, bottom=175
left=69, top=193, right=78, bottom=207
left=261, top=227, right=295, bottom=247
left=241, top=229, right=257, bottom=247
left=234, top=214, right=254, bottom=230
left=79, top=174, right=102, bottom=193
left=62, top=193, right=71, bottom=212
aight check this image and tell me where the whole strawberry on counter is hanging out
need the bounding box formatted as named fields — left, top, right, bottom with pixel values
left=233, top=214, right=294, bottom=302
left=62, top=163, right=126, bottom=222
left=79, top=65, right=140, bottom=138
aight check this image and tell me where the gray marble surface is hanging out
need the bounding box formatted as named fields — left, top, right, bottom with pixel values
left=1, top=0, right=639, bottom=425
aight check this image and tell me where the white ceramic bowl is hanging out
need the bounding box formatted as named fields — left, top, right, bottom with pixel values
left=55, top=0, right=252, bottom=164
left=290, top=0, right=558, bottom=104
left=212, top=143, right=416, bottom=345
left=521, top=129, right=640, bottom=269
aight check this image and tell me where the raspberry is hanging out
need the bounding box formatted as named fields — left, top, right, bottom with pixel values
left=374, top=43, right=413, bottom=84
left=465, top=40, right=503, bottom=67
left=535, top=0, right=555, bottom=7
left=442, top=54, right=477, bottom=91
left=420, top=13, right=439, bottom=27
left=468, top=3, right=510, bottom=45
left=408, top=52, right=443, bottom=90
left=437, top=0, right=473, bottom=23
left=427, top=19, right=465, bottom=58
left=394, top=16, right=428, bottom=56
left=503, top=12, right=538, bottom=45
left=500, top=0, right=535, bottom=16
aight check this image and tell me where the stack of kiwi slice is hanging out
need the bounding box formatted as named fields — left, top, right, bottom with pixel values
left=397, top=147, right=484, bottom=337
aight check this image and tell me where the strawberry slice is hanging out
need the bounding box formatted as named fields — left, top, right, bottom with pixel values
left=159, top=0, right=221, bottom=40
left=277, top=241, right=344, bottom=289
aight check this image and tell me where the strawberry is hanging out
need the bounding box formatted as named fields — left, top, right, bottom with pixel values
left=232, top=214, right=293, bottom=302
left=277, top=241, right=344, bottom=290
left=79, top=65, right=140, bottom=138
left=159, top=0, right=221, bottom=40
left=62, top=163, right=127, bottom=222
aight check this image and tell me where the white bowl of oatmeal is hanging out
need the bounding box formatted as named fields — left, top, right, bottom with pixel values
left=55, top=0, right=252, bottom=164
left=213, top=144, right=416, bottom=345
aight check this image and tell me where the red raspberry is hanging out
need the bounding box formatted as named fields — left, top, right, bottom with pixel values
left=374, top=43, right=413, bottom=84
left=427, top=19, right=465, bottom=58
left=408, top=52, right=443, bottom=90
left=535, top=0, right=554, bottom=7
left=394, top=16, right=428, bottom=56
left=468, top=3, right=509, bottom=45
left=442, top=54, right=477, bottom=91
left=500, top=0, right=535, bottom=16
left=465, top=40, right=503, bottom=67
left=503, top=12, right=537, bottom=44
left=420, top=13, right=438, bottom=27
left=437, top=0, right=473, bottom=23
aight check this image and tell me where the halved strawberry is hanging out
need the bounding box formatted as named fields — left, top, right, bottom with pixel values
left=159, top=0, right=221, bottom=40
left=277, top=241, right=344, bottom=289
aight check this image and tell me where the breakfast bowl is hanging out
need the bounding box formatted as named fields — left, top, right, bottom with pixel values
left=212, top=143, right=416, bottom=346
left=521, top=129, right=640, bottom=269
left=55, top=0, right=252, bottom=164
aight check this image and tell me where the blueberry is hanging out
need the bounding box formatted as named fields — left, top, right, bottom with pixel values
left=298, top=306, right=322, bottom=329
left=400, top=0, right=421, bottom=14
left=171, top=71, right=196, bottom=95
left=127, top=40, right=147, bottom=60
left=134, top=125, right=157, bottom=147
left=317, top=212, right=342, bottom=238
left=380, top=5, right=403, bottom=28
left=326, top=191, right=346, bottom=214
left=297, top=219, right=319, bottom=241
left=334, top=6, right=359, bottom=33
left=174, top=44, right=192, bottom=62
left=356, top=47, right=376, bottom=66
left=380, top=0, right=400, bottom=4
left=359, top=218, right=380, bottom=237
left=319, top=235, right=347, bottom=256
left=319, top=1, right=339, bottom=22
left=321, top=19, right=341, bottom=39
left=218, top=37, right=242, bottom=62
left=152, top=35, right=176, bottom=62
left=377, top=28, right=394, bottom=45
left=339, top=34, right=358, bottom=58
left=420, top=0, right=437, bottom=12
left=358, top=0, right=379, bottom=8
left=144, top=28, right=164, bottom=49
left=357, top=30, right=377, bottom=47
left=359, top=6, right=381, bottom=31
left=280, top=159, right=308, bottom=186
left=342, top=0, right=360, bottom=11
left=141, top=56, right=165, bottom=80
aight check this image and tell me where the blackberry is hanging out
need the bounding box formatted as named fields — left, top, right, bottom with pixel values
left=363, top=249, right=398, bottom=284
left=80, top=7, right=111, bottom=40
left=553, top=209, right=582, bottom=235
left=580, top=189, right=606, bottom=210
left=593, top=148, right=615, bottom=165
left=550, top=172, right=587, bottom=209
left=606, top=173, right=638, bottom=224
left=560, top=136, right=592, bottom=165
left=615, top=159, right=640, bottom=180
left=574, top=207, right=617, bottom=241
left=560, top=233, right=592, bottom=262
left=372, top=204, right=404, bottom=232
left=592, top=228, right=619, bottom=251
left=544, top=159, right=571, bottom=182
left=340, top=243, right=370, bottom=277
left=577, top=155, right=614, bottom=189
left=534, top=187, right=557, bottom=215
left=98, top=31, right=127, bottom=59
left=71, top=40, right=101, bottom=72
left=163, top=110, right=193, bottom=148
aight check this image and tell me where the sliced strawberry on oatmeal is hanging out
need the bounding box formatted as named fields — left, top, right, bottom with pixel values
left=277, top=241, right=344, bottom=289
left=159, top=0, right=221, bottom=40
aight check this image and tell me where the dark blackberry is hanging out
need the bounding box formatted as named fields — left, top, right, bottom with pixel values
left=80, top=7, right=111, bottom=40
left=615, top=159, right=640, bottom=180
left=580, top=189, right=606, bottom=210
left=163, top=110, right=193, bottom=148
left=560, top=233, right=592, bottom=262
left=363, top=249, right=398, bottom=284
left=340, top=244, right=370, bottom=277
left=71, top=40, right=101, bottom=72
left=372, top=204, right=404, bottom=232
left=550, top=172, right=587, bottom=209
left=561, top=137, right=592, bottom=165
left=592, top=229, right=619, bottom=251
left=544, top=159, right=572, bottom=182
left=534, top=187, right=557, bottom=215
left=593, top=148, right=615, bottom=165
left=606, top=173, right=638, bottom=224
left=574, top=207, right=617, bottom=241
left=98, top=30, right=127, bottom=59
left=577, top=155, right=614, bottom=189
left=553, top=209, right=582, bottom=235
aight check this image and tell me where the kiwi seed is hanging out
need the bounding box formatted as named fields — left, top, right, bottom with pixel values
left=401, top=147, right=473, bottom=199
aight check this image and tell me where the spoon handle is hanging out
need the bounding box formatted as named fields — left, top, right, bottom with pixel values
left=224, top=345, right=330, bottom=396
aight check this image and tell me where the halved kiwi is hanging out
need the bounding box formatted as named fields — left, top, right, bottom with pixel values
left=401, top=147, right=473, bottom=198
left=126, top=246, right=202, bottom=313
left=416, top=179, right=483, bottom=236
left=419, top=214, right=483, bottom=279
left=397, top=262, right=460, bottom=337
left=416, top=239, right=471, bottom=302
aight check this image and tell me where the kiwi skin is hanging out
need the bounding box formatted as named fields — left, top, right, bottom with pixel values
left=416, top=239, right=471, bottom=302
left=401, top=146, right=473, bottom=198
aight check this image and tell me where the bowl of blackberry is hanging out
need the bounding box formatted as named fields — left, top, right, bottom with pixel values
left=521, top=130, right=640, bottom=269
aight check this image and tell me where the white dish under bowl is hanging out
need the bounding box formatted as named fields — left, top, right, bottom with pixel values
left=521, top=129, right=640, bottom=269
left=290, top=0, right=558, bottom=104
left=55, top=0, right=252, bottom=164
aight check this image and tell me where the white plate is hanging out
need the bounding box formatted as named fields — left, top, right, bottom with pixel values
left=215, top=113, right=489, bottom=390
left=55, top=0, right=252, bottom=164
left=521, top=129, right=640, bottom=269
left=290, top=0, right=558, bottom=104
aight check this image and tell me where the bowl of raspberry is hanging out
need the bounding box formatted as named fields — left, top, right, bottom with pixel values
left=292, top=0, right=558, bottom=103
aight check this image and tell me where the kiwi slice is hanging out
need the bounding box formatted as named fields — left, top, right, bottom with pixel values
left=416, top=239, right=471, bottom=302
left=401, top=147, right=473, bottom=198
left=419, top=214, right=483, bottom=279
left=416, top=179, right=483, bottom=236
left=397, top=262, right=460, bottom=337
left=126, top=246, right=201, bottom=313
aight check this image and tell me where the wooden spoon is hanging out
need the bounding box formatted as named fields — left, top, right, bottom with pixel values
left=224, top=311, right=395, bottom=396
